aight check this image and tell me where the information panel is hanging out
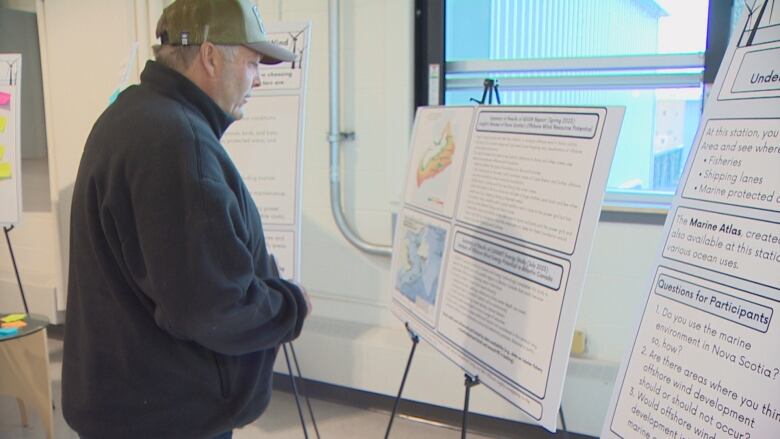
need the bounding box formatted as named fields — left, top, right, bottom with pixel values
left=0, top=54, right=21, bottom=226
left=603, top=4, right=780, bottom=439
left=391, top=105, right=625, bottom=430
left=223, top=22, right=309, bottom=280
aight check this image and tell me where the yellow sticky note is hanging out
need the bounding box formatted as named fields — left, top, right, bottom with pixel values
left=1, top=313, right=26, bottom=323
left=0, top=144, right=4, bottom=160
left=0, top=116, right=6, bottom=133
left=0, top=162, right=10, bottom=179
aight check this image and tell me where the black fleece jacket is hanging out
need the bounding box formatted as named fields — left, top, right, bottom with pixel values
left=62, top=61, right=307, bottom=439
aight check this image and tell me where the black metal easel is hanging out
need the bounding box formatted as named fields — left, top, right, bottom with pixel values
left=384, top=321, right=419, bottom=439
left=383, top=319, right=576, bottom=438
left=3, top=225, right=29, bottom=314
left=385, top=322, right=485, bottom=439
left=282, top=342, right=320, bottom=439
left=559, top=406, right=571, bottom=439
left=469, top=78, right=501, bottom=105
left=460, top=373, right=480, bottom=439
left=270, top=255, right=320, bottom=439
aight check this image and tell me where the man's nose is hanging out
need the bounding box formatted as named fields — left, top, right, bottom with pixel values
left=252, top=70, right=261, bottom=88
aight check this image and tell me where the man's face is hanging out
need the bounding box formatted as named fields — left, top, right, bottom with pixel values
left=214, top=46, right=262, bottom=120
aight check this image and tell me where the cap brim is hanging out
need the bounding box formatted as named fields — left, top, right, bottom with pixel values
left=245, top=41, right=297, bottom=65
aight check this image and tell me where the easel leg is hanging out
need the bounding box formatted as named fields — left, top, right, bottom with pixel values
left=461, top=373, right=480, bottom=439
left=559, top=406, right=570, bottom=439
left=289, top=342, right=321, bottom=439
left=282, top=344, right=309, bottom=439
left=384, top=322, right=420, bottom=439
left=3, top=226, right=29, bottom=314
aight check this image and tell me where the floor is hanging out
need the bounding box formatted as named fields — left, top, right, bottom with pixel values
left=0, top=332, right=496, bottom=439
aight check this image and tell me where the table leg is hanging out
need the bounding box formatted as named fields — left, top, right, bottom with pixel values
left=0, top=329, right=54, bottom=439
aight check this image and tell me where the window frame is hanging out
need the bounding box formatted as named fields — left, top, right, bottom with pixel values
left=414, top=0, right=737, bottom=215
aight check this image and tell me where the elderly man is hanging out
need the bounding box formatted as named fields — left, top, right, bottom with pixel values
left=62, top=1, right=310, bottom=438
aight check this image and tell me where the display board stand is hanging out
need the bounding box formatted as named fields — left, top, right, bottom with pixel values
left=282, top=342, right=320, bottom=439
left=1, top=54, right=25, bottom=313
left=384, top=320, right=572, bottom=438
left=384, top=322, right=420, bottom=439
left=271, top=255, right=319, bottom=439
left=460, top=372, right=480, bottom=439
left=469, top=79, right=501, bottom=105
left=384, top=320, right=483, bottom=439
left=3, top=225, right=29, bottom=314
left=558, top=407, right=570, bottom=439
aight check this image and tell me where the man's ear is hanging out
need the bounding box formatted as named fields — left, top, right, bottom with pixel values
left=199, top=42, right=219, bottom=77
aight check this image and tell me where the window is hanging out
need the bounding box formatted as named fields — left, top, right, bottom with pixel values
left=440, top=0, right=732, bottom=209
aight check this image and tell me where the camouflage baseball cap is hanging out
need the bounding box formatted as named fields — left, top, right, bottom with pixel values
left=156, top=0, right=295, bottom=65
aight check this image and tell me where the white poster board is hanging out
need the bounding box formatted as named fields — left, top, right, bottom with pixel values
left=391, top=105, right=625, bottom=430
left=222, top=22, right=310, bottom=281
left=0, top=54, right=22, bottom=226
left=603, top=3, right=780, bottom=438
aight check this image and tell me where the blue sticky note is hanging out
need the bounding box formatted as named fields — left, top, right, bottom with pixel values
left=108, top=89, right=121, bottom=105
left=0, top=327, right=19, bottom=337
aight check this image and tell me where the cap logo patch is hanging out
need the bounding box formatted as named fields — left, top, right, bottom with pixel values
left=181, top=32, right=190, bottom=46
left=251, top=5, right=266, bottom=34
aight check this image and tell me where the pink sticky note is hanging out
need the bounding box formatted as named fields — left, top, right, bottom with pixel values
left=0, top=92, right=10, bottom=106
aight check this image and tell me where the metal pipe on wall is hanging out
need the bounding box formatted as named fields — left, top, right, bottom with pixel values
left=328, top=0, right=392, bottom=256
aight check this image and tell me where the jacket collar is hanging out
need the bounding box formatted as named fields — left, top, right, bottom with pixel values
left=140, top=60, right=234, bottom=138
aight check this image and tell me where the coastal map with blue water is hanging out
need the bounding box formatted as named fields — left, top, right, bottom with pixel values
left=396, top=218, right=447, bottom=318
